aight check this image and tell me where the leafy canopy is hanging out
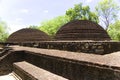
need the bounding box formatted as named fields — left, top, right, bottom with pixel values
left=38, top=3, right=99, bottom=37
left=107, top=20, right=120, bottom=41
left=66, top=3, right=99, bottom=23
left=39, top=15, right=69, bottom=37
left=0, top=21, right=9, bottom=42
left=29, top=25, right=39, bottom=29
left=96, top=0, right=120, bottom=30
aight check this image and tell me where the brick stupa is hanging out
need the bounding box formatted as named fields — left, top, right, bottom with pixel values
left=55, top=20, right=111, bottom=41
left=7, top=28, right=50, bottom=43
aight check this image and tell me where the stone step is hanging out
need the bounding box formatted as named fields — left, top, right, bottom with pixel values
left=12, top=72, right=22, bottom=80
left=13, top=61, right=68, bottom=80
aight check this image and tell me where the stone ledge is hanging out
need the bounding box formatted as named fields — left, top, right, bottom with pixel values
left=10, top=46, right=120, bottom=70
left=1, top=46, right=120, bottom=80
left=13, top=61, right=68, bottom=80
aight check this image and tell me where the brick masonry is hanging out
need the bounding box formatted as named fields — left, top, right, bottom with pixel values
left=0, top=50, right=25, bottom=75
left=20, top=41, right=120, bottom=54
left=1, top=46, right=120, bottom=80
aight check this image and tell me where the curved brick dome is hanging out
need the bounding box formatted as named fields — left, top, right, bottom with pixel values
left=55, top=20, right=111, bottom=40
left=7, top=28, right=50, bottom=43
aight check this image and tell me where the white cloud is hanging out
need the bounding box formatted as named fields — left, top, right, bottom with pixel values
left=15, top=18, right=23, bottom=22
left=0, top=0, right=1, bottom=2
left=86, top=0, right=93, bottom=3
left=7, top=17, right=26, bottom=34
left=8, top=24, right=28, bottom=34
left=7, top=18, right=23, bottom=25
left=43, top=10, right=49, bottom=13
left=20, top=9, right=29, bottom=14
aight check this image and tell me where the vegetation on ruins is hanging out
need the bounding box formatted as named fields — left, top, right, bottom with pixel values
left=95, top=0, right=120, bottom=41
left=0, top=21, right=9, bottom=42
left=66, top=3, right=99, bottom=23
left=37, top=3, right=99, bottom=38
left=29, top=16, right=69, bottom=38
left=0, top=0, right=119, bottom=42
left=9, top=0, right=120, bottom=41
left=29, top=25, right=39, bottom=29
left=38, top=0, right=120, bottom=40
left=37, top=15, right=69, bottom=37
left=96, top=0, right=120, bottom=30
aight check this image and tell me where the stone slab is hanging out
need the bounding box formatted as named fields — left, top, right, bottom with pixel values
left=13, top=61, right=68, bottom=80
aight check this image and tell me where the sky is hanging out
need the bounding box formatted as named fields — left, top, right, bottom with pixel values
left=0, top=0, right=119, bottom=34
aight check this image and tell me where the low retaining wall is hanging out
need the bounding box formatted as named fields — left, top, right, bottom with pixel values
left=0, top=50, right=25, bottom=75
left=24, top=52, right=120, bottom=80
left=20, top=41, right=120, bottom=54
left=3, top=46, right=120, bottom=80
left=13, top=61, right=68, bottom=80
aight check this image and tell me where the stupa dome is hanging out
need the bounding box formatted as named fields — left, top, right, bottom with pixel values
left=7, top=28, right=50, bottom=43
left=55, top=20, right=111, bottom=41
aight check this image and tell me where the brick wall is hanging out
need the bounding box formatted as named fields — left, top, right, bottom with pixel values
left=0, top=50, right=25, bottom=75
left=23, top=49, right=120, bottom=80
left=1, top=46, right=120, bottom=80
left=20, top=41, right=120, bottom=54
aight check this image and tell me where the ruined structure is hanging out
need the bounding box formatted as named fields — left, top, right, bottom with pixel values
left=55, top=20, right=111, bottom=40
left=36, top=20, right=120, bottom=54
left=7, top=28, right=50, bottom=43
left=0, top=20, right=120, bottom=80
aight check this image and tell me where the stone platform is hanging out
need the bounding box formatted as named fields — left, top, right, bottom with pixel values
left=1, top=46, right=120, bottom=80
left=13, top=61, right=68, bottom=80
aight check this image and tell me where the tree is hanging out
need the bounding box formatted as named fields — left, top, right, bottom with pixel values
left=66, top=3, right=99, bottom=23
left=39, top=15, right=69, bottom=37
left=107, top=20, right=120, bottom=41
left=96, top=0, right=120, bottom=30
left=0, top=21, right=9, bottom=42
left=28, top=25, right=39, bottom=29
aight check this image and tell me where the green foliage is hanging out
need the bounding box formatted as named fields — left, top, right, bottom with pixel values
left=39, top=15, right=69, bottom=37
left=28, top=25, right=39, bottom=29
left=66, top=3, right=99, bottom=23
left=96, top=0, right=120, bottom=30
left=38, top=3, right=99, bottom=37
left=0, top=21, right=9, bottom=42
left=107, top=21, right=120, bottom=41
